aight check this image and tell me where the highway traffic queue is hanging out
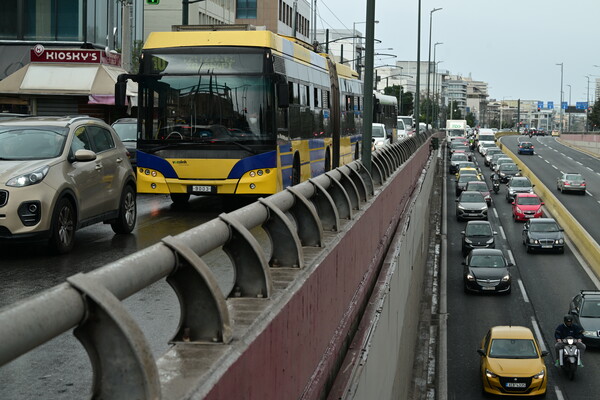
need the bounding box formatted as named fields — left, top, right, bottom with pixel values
left=446, top=128, right=594, bottom=396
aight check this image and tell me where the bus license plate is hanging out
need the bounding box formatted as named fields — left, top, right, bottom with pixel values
left=191, top=185, right=215, bottom=193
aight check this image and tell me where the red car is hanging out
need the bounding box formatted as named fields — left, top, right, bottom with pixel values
left=512, top=193, right=544, bottom=221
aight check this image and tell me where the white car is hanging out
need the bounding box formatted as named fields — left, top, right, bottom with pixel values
left=372, top=123, right=389, bottom=149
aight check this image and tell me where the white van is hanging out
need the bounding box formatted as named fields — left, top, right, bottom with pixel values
left=477, top=129, right=496, bottom=154
left=397, top=119, right=407, bottom=139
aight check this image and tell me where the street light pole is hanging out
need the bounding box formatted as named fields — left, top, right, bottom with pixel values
left=556, top=62, right=564, bottom=134
left=566, top=84, right=571, bottom=132
left=415, top=0, right=422, bottom=135
left=586, top=75, right=590, bottom=132
left=426, top=7, right=442, bottom=128
left=353, top=20, right=378, bottom=72
left=360, top=0, right=376, bottom=174
left=430, top=42, right=442, bottom=129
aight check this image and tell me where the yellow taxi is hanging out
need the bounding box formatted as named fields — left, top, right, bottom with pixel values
left=478, top=326, right=548, bottom=396
left=456, top=166, right=483, bottom=180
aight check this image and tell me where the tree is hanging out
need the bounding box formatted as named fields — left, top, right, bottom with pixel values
left=448, top=101, right=462, bottom=119
left=466, top=112, right=476, bottom=127
left=588, top=98, right=600, bottom=131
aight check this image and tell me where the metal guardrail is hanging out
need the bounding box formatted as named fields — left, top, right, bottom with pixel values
left=0, top=133, right=430, bottom=398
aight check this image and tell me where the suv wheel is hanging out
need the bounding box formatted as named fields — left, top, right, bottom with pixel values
left=111, top=185, right=137, bottom=234
left=49, top=198, right=76, bottom=254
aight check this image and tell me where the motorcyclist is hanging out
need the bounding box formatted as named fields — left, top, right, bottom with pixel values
left=555, top=314, right=586, bottom=366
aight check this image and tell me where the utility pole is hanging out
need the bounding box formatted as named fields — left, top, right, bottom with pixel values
left=426, top=7, right=442, bottom=129
left=556, top=63, right=564, bottom=134
left=360, top=0, right=376, bottom=174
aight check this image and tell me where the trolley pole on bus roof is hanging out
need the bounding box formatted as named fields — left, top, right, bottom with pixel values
left=182, top=0, right=206, bottom=25
left=360, top=0, right=377, bottom=174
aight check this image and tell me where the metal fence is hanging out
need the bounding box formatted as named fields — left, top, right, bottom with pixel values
left=0, top=132, right=430, bottom=399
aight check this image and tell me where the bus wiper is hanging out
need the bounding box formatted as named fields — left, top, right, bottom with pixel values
left=228, top=140, right=257, bottom=154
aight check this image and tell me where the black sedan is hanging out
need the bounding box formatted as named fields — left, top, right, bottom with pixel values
left=568, top=290, right=600, bottom=347
left=461, top=220, right=497, bottom=256
left=463, top=249, right=513, bottom=294
left=522, top=218, right=565, bottom=253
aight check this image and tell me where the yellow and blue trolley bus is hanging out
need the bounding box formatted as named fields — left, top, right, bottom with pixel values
left=116, top=28, right=363, bottom=204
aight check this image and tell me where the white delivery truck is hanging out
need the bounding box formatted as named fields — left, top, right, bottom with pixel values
left=446, top=119, right=467, bottom=140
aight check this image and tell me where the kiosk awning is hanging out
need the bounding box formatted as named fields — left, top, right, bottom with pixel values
left=0, top=63, right=137, bottom=98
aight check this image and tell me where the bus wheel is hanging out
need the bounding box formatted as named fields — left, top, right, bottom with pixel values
left=171, top=193, right=190, bottom=205
left=292, top=154, right=301, bottom=186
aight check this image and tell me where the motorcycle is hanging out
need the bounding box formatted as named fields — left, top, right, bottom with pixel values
left=492, top=179, right=500, bottom=194
left=558, top=337, right=580, bottom=380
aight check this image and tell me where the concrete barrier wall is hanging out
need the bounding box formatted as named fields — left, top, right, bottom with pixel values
left=499, top=138, right=600, bottom=275
left=159, top=143, right=434, bottom=399
left=327, top=150, right=438, bottom=399
left=559, top=133, right=600, bottom=155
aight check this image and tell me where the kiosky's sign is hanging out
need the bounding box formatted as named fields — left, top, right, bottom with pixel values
left=30, top=44, right=121, bottom=66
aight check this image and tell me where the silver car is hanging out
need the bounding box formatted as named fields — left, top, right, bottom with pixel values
left=0, top=116, right=137, bottom=253
left=456, top=191, right=488, bottom=221
left=557, top=173, right=586, bottom=194
left=506, top=176, right=534, bottom=202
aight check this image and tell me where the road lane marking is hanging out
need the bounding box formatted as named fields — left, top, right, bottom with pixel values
left=544, top=159, right=550, bottom=164
left=531, top=317, right=545, bottom=351
left=493, top=208, right=499, bottom=219
left=576, top=161, right=583, bottom=165
left=587, top=191, right=592, bottom=196
left=555, top=387, right=565, bottom=400
left=507, top=249, right=515, bottom=265
left=518, top=279, right=529, bottom=303
left=587, top=167, right=594, bottom=172
left=499, top=225, right=506, bottom=240
left=552, top=165, right=558, bottom=170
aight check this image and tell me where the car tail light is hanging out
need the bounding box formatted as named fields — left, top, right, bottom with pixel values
left=565, top=182, right=570, bottom=186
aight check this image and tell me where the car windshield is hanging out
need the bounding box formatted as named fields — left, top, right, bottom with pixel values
left=580, top=300, right=600, bottom=318
left=517, top=197, right=541, bottom=205
left=451, top=154, right=468, bottom=162
left=500, top=164, right=518, bottom=171
left=467, top=182, right=487, bottom=191
left=466, top=224, right=492, bottom=236
left=0, top=127, right=67, bottom=160
left=112, top=122, right=137, bottom=142
left=520, top=143, right=532, bottom=148
left=489, top=339, right=538, bottom=359
left=530, top=222, right=559, bottom=232
left=453, top=145, right=469, bottom=151
left=511, top=179, right=531, bottom=187
left=460, top=192, right=485, bottom=202
left=459, top=175, right=479, bottom=184
left=565, top=174, right=584, bottom=181
left=372, top=125, right=385, bottom=138
left=470, top=254, right=506, bottom=268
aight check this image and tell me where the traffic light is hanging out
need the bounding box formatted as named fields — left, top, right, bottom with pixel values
left=146, top=0, right=160, bottom=4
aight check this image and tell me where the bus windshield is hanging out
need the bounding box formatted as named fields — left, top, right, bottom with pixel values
left=138, top=50, right=275, bottom=144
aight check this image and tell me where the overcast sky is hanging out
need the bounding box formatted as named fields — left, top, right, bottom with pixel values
left=316, top=0, right=599, bottom=105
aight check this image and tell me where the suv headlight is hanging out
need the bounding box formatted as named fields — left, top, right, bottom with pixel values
left=7, top=165, right=49, bottom=187
left=557, top=238, right=564, bottom=244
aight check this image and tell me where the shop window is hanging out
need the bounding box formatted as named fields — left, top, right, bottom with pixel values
left=237, top=0, right=257, bottom=19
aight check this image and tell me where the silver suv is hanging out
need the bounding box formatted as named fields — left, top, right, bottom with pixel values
left=0, top=116, right=137, bottom=253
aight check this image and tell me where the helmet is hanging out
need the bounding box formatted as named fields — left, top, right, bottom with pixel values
left=564, top=314, right=574, bottom=323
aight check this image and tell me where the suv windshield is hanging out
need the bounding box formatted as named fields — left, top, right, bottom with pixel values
left=0, top=127, right=67, bottom=160
left=511, top=179, right=531, bottom=187
left=460, top=192, right=485, bottom=202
